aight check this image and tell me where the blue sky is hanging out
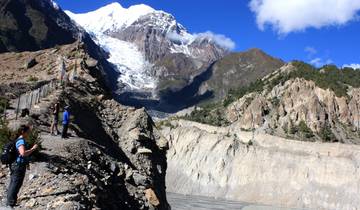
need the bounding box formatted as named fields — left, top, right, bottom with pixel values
left=56, top=0, right=360, bottom=68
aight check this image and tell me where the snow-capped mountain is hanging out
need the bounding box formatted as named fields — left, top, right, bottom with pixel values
left=66, top=3, right=155, bottom=35
left=66, top=2, right=233, bottom=111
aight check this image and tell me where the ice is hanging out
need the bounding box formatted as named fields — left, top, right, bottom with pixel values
left=96, top=35, right=156, bottom=90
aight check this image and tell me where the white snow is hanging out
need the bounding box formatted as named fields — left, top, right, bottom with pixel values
left=95, top=35, right=156, bottom=90
left=50, top=0, right=60, bottom=10
left=65, top=2, right=155, bottom=34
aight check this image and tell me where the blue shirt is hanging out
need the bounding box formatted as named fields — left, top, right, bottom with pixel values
left=63, top=110, right=70, bottom=125
left=15, top=138, right=29, bottom=164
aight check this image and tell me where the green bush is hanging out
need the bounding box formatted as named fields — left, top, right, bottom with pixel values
left=0, top=120, right=13, bottom=151
left=0, top=120, right=41, bottom=153
left=27, top=75, right=39, bottom=82
left=319, top=124, right=337, bottom=142
left=182, top=103, right=230, bottom=126
left=0, top=97, right=9, bottom=114
left=223, top=79, right=265, bottom=107
left=298, top=120, right=314, bottom=138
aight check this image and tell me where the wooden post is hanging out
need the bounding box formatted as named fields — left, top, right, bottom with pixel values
left=3, top=102, right=6, bottom=121
left=29, top=92, right=33, bottom=111
left=15, top=96, right=21, bottom=120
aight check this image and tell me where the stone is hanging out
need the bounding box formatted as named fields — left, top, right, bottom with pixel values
left=132, top=172, right=149, bottom=186
left=137, top=148, right=152, bottom=154
left=28, top=173, right=38, bottom=181
left=24, top=58, right=37, bottom=69
left=25, top=198, right=37, bottom=208
left=85, top=57, right=98, bottom=68
left=144, top=188, right=160, bottom=207
left=156, top=136, right=169, bottom=150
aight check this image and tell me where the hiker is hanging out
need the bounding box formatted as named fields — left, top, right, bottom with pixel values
left=50, top=102, right=60, bottom=135
left=61, top=106, right=70, bottom=139
left=7, top=125, right=38, bottom=207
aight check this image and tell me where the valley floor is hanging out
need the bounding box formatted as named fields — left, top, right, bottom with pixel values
left=162, top=120, right=360, bottom=210
left=167, top=193, right=306, bottom=210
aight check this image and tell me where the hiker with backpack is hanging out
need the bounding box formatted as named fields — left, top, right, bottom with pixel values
left=50, top=102, right=60, bottom=135
left=61, top=106, right=70, bottom=139
left=3, top=125, right=38, bottom=207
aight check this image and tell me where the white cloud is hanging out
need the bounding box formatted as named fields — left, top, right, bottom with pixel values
left=343, top=63, right=360, bottom=69
left=193, top=31, right=236, bottom=50
left=167, top=31, right=235, bottom=50
left=305, top=46, right=317, bottom=57
left=249, top=0, right=360, bottom=34
left=166, top=32, right=193, bottom=45
left=310, top=58, right=333, bottom=67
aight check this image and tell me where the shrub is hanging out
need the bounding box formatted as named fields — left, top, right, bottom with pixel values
left=298, top=120, right=314, bottom=138
left=27, top=75, right=39, bottom=82
left=0, top=97, right=9, bottom=114
left=319, top=124, right=337, bottom=142
left=0, top=120, right=42, bottom=154
left=0, top=120, right=13, bottom=151
left=223, top=79, right=265, bottom=107
left=182, top=103, right=230, bottom=126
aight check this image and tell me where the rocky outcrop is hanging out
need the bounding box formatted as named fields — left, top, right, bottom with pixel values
left=161, top=120, right=360, bottom=210
left=226, top=76, right=360, bottom=143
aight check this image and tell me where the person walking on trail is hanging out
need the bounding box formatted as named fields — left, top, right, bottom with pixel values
left=50, top=102, right=60, bottom=135
left=7, top=125, right=38, bottom=207
left=61, top=106, right=70, bottom=139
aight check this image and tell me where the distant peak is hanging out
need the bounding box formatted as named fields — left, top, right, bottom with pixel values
left=101, top=2, right=124, bottom=10
left=247, top=48, right=265, bottom=54
left=128, top=4, right=155, bottom=11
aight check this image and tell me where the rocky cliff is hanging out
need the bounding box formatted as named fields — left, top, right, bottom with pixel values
left=161, top=120, right=360, bottom=210
left=0, top=45, right=170, bottom=209
left=226, top=63, right=360, bottom=143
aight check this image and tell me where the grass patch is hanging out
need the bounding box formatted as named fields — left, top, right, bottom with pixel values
left=27, top=75, right=39, bottom=82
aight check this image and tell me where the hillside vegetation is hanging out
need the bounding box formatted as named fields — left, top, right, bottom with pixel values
left=183, top=61, right=360, bottom=142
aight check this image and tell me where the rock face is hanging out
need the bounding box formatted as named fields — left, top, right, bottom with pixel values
left=112, top=11, right=226, bottom=64
left=226, top=76, right=360, bottom=143
left=161, top=120, right=360, bottom=210
left=0, top=0, right=79, bottom=52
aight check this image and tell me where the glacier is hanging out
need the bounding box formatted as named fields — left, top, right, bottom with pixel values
left=66, top=3, right=157, bottom=90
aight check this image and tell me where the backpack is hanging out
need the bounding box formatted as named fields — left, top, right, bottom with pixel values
left=1, top=140, right=17, bottom=165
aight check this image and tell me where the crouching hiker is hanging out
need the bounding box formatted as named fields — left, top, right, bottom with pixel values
left=6, top=125, right=38, bottom=207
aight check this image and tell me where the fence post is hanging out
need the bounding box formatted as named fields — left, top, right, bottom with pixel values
left=29, top=92, right=33, bottom=112
left=3, top=103, right=6, bottom=121
left=15, top=95, right=21, bottom=120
